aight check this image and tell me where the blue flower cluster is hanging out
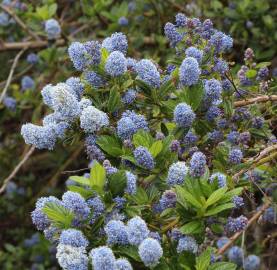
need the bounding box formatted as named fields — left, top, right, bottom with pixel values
left=190, top=151, right=207, bottom=177
left=167, top=161, right=188, bottom=186
left=133, top=146, right=155, bottom=170
left=174, top=103, right=195, bottom=128
left=225, top=215, right=248, bottom=234
left=45, top=19, right=61, bottom=40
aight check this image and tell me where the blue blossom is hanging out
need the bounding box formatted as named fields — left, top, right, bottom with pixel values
left=164, top=22, right=183, bottom=47
left=103, top=160, right=118, bottom=175
left=87, top=196, right=105, bottom=224
left=121, top=89, right=136, bottom=105
left=84, top=40, right=101, bottom=65
left=56, top=244, right=88, bottom=270
left=208, top=130, right=223, bottom=143
left=133, top=146, right=155, bottom=170
left=179, top=57, right=201, bottom=86
left=102, top=32, right=128, bottom=55
left=229, top=148, right=243, bottom=164
left=21, top=123, right=57, bottom=150
left=41, top=84, right=54, bottom=107
left=159, top=190, right=177, bottom=210
left=118, top=16, right=129, bottom=26
left=177, top=236, right=198, bottom=254
left=62, top=191, right=90, bottom=221
left=227, top=131, right=240, bottom=145
left=79, top=98, right=92, bottom=110
left=90, top=246, right=116, bottom=270
left=21, top=76, right=35, bottom=91
left=126, top=216, right=149, bottom=246
left=27, top=53, right=39, bottom=64
left=80, top=106, right=109, bottom=133
left=252, top=117, right=264, bottom=129
left=227, top=246, right=244, bottom=266
left=0, top=12, right=10, bottom=26
left=225, top=215, right=248, bottom=234
left=117, top=111, right=148, bottom=140
left=222, top=79, right=232, bottom=92
left=175, top=13, right=187, bottom=27
left=3, top=96, right=16, bottom=111
left=174, top=102, right=195, bottom=128
left=261, top=207, right=276, bottom=223
left=125, top=171, right=137, bottom=195
left=190, top=151, right=207, bottom=177
left=126, top=57, right=137, bottom=70
left=44, top=226, right=59, bottom=243
left=213, top=58, right=229, bottom=74
left=138, top=238, right=163, bottom=267
left=113, top=196, right=127, bottom=209
left=84, top=71, right=105, bottom=88
left=66, top=77, right=84, bottom=101
left=244, top=255, right=260, bottom=270
left=105, top=51, right=127, bottom=76
left=59, top=229, right=88, bottom=248
left=206, top=106, right=221, bottom=121
left=115, top=258, right=133, bottom=270
left=210, top=31, right=233, bottom=53
left=31, top=196, right=60, bottom=230
left=185, top=47, right=203, bottom=63
left=216, top=237, right=229, bottom=249
left=104, top=220, right=129, bottom=245
left=203, top=79, right=222, bottom=103
left=45, top=19, right=61, bottom=39
left=170, top=140, right=180, bottom=152
left=239, top=132, right=251, bottom=145
left=49, top=83, right=81, bottom=120
left=68, top=42, right=87, bottom=71
left=256, top=67, right=269, bottom=81
left=209, top=172, right=227, bottom=188
left=167, top=161, right=188, bottom=186
left=24, top=233, right=40, bottom=248
left=135, top=59, right=160, bottom=88
left=182, top=131, right=198, bottom=147
left=232, top=196, right=244, bottom=208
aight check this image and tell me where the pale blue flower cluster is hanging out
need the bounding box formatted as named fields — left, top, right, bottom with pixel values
left=227, top=131, right=240, bottom=145
left=225, top=215, right=248, bottom=233
left=117, top=111, right=148, bottom=140
left=27, top=53, right=39, bottom=64
left=104, top=220, right=129, bottom=245
left=66, top=77, right=84, bottom=101
left=102, top=32, right=128, bottom=55
left=229, top=148, right=243, bottom=164
left=126, top=216, right=149, bottom=246
left=209, top=172, right=227, bottom=188
left=159, top=190, right=177, bottom=210
left=209, top=31, right=233, bottom=53
left=59, top=229, right=88, bottom=248
left=174, top=102, right=195, bottom=128
left=115, top=258, right=133, bottom=270
left=216, top=236, right=229, bottom=249
left=3, top=96, right=16, bottom=111
left=125, top=171, right=137, bottom=195
left=179, top=57, right=201, bottom=86
left=45, top=19, right=61, bottom=39
left=21, top=76, right=35, bottom=91
left=68, top=42, right=88, bottom=71
left=118, top=16, right=129, bottom=26
left=87, top=196, right=105, bottom=224
left=177, top=236, right=198, bottom=254
left=133, top=146, right=155, bottom=170
left=167, top=161, right=188, bottom=186
left=105, top=51, right=127, bottom=76
left=185, top=47, right=203, bottom=63
left=232, top=196, right=244, bottom=208
left=203, top=79, right=222, bottom=104
left=90, top=246, right=116, bottom=270
left=80, top=106, right=109, bottom=133
left=244, top=255, right=260, bottom=270
left=227, top=246, right=244, bottom=266
left=56, top=244, right=88, bottom=270
left=190, top=151, right=206, bottom=177
left=121, top=89, right=136, bottom=105
left=138, top=238, right=163, bottom=267
left=164, top=22, right=183, bottom=47
left=84, top=71, right=105, bottom=88
left=135, top=59, right=161, bottom=88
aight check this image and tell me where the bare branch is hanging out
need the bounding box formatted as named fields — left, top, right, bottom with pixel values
left=0, top=4, right=41, bottom=41
left=0, top=146, right=35, bottom=194
left=0, top=47, right=27, bottom=103
left=217, top=201, right=271, bottom=255
left=234, top=95, right=277, bottom=107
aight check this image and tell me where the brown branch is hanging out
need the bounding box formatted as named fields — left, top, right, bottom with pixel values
left=217, top=201, right=271, bottom=255
left=0, top=146, right=35, bottom=194
left=62, top=167, right=90, bottom=174
left=0, top=47, right=27, bottom=103
left=0, top=4, right=40, bottom=41
left=234, top=95, right=277, bottom=107
left=0, top=39, right=65, bottom=51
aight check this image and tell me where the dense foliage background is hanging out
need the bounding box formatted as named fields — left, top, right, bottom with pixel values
left=0, top=1, right=276, bottom=270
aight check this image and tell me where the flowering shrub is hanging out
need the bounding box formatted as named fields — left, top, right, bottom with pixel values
left=18, top=11, right=277, bottom=270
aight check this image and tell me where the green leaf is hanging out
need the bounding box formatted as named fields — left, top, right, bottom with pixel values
left=69, top=176, right=91, bottom=186
left=67, top=185, right=92, bottom=199
left=245, top=69, right=257, bottom=79
left=208, top=262, right=236, bottom=270
left=90, top=162, right=106, bottom=191
left=205, top=187, right=228, bottom=208
left=131, top=187, right=149, bottom=205
left=135, top=79, right=152, bottom=96
left=175, top=186, right=203, bottom=209
left=180, top=220, right=204, bottom=234
left=48, top=3, right=58, bottom=17
left=205, top=203, right=234, bottom=216
left=108, top=170, right=127, bottom=197
left=255, top=62, right=271, bottom=68
left=107, top=87, right=121, bottom=112
left=115, top=246, right=141, bottom=262
left=218, top=187, right=243, bottom=204
left=100, top=48, right=109, bottom=65
left=195, top=248, right=212, bottom=270
left=97, top=135, right=123, bottom=157
left=133, top=130, right=153, bottom=148
left=43, top=202, right=74, bottom=228
left=149, top=140, right=163, bottom=157
left=179, top=83, right=204, bottom=110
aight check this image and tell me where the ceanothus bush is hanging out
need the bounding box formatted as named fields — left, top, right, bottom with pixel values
left=20, top=13, right=276, bottom=270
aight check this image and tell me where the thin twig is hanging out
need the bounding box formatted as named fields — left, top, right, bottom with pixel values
left=0, top=145, right=35, bottom=194
left=217, top=201, right=271, bottom=255
left=0, top=47, right=27, bottom=103
left=234, top=95, right=277, bottom=107
left=62, top=167, right=90, bottom=174
left=0, top=4, right=41, bottom=41
left=0, top=39, right=65, bottom=51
